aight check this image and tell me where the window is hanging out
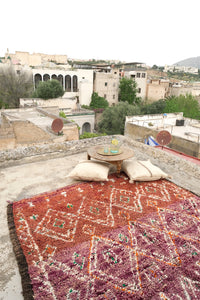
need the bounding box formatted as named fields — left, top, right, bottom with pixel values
left=104, top=94, right=107, bottom=99
left=73, top=75, right=78, bottom=92
left=34, top=73, right=42, bottom=88
left=65, top=75, right=71, bottom=92
left=113, top=95, right=115, bottom=99
left=138, top=88, right=141, bottom=93
left=142, top=73, right=146, bottom=78
left=131, top=74, right=135, bottom=78
left=105, top=82, right=108, bottom=86
left=52, top=74, right=57, bottom=80
left=137, top=73, right=141, bottom=78
left=43, top=74, right=50, bottom=81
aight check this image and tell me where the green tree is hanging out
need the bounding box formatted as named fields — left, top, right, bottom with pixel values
left=141, top=99, right=166, bottom=114
left=98, top=102, right=141, bottom=135
left=90, top=92, right=109, bottom=109
left=33, top=79, right=64, bottom=99
left=164, top=94, right=200, bottom=119
left=0, top=65, right=33, bottom=108
left=152, top=65, right=158, bottom=69
left=119, top=77, right=140, bottom=105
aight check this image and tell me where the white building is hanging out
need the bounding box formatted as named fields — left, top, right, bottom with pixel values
left=164, top=65, right=198, bottom=74
left=32, top=68, right=94, bottom=107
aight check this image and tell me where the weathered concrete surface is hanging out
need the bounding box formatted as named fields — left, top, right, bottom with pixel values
left=0, top=136, right=199, bottom=299
left=0, top=152, right=86, bottom=300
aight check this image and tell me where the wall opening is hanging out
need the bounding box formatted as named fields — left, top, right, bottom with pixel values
left=82, top=122, right=91, bottom=133
left=65, top=75, right=71, bottom=92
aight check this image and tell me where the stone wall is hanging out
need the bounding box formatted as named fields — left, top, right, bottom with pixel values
left=12, top=120, right=53, bottom=145
left=0, top=135, right=114, bottom=168
left=62, top=123, right=79, bottom=141
left=0, top=134, right=199, bottom=177
left=0, top=114, right=16, bottom=150
left=0, top=135, right=199, bottom=194
left=0, top=135, right=16, bottom=150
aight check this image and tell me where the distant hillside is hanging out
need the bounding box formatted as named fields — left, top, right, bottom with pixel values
left=175, top=56, right=200, bottom=68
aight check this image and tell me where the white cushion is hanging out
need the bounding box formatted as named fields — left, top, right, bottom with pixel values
left=122, top=159, right=169, bottom=182
left=68, top=160, right=110, bottom=181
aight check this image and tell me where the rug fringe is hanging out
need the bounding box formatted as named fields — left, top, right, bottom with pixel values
left=7, top=203, right=34, bottom=300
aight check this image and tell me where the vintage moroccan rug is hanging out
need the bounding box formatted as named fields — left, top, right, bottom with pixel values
left=7, top=174, right=200, bottom=299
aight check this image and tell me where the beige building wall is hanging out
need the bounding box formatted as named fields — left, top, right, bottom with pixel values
left=93, top=68, right=119, bottom=106
left=125, top=70, right=147, bottom=100
left=40, top=53, right=68, bottom=64
left=147, top=79, right=170, bottom=102
left=5, top=51, right=68, bottom=66
left=171, top=85, right=200, bottom=97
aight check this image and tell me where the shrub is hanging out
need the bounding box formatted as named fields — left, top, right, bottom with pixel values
left=79, top=132, right=107, bottom=139
left=59, top=111, right=66, bottom=118
left=33, top=79, right=64, bottom=99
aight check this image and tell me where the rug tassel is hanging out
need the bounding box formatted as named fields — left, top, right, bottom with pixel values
left=7, top=204, right=34, bottom=300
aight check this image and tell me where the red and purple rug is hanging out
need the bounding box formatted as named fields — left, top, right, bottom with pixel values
left=7, top=174, right=200, bottom=299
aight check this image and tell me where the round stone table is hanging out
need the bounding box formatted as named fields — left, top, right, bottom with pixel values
left=87, top=146, right=134, bottom=174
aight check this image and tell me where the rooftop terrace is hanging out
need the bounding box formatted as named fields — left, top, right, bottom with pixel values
left=0, top=136, right=200, bottom=299
left=126, top=113, right=200, bottom=143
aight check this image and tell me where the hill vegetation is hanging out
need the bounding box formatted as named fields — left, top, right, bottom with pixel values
left=175, top=56, right=200, bottom=69
left=167, top=71, right=200, bottom=82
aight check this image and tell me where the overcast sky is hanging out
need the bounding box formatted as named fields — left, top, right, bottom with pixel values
left=1, top=0, right=200, bottom=67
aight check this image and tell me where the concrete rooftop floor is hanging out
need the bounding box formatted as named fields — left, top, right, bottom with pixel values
left=0, top=152, right=87, bottom=300
left=0, top=143, right=200, bottom=300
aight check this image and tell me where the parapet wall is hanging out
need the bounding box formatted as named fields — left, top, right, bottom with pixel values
left=0, top=135, right=199, bottom=194
left=0, top=135, right=199, bottom=177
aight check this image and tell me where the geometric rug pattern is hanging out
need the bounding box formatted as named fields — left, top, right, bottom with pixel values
left=7, top=174, right=200, bottom=299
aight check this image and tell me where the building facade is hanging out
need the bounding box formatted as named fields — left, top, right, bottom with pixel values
left=171, top=82, right=200, bottom=98
left=164, top=64, right=198, bottom=74
left=93, top=68, right=120, bottom=106
left=146, top=79, right=171, bottom=102
left=4, top=50, right=69, bottom=66
left=32, top=68, right=94, bottom=106
left=124, top=69, right=147, bottom=100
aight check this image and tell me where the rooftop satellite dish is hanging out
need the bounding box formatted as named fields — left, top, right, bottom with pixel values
left=156, top=130, right=172, bottom=148
left=51, top=118, right=63, bottom=134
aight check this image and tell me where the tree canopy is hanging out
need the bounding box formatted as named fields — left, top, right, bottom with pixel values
left=89, top=92, right=109, bottom=109
left=141, top=99, right=166, bottom=114
left=140, top=95, right=200, bottom=119
left=164, top=94, right=200, bottom=119
left=0, top=65, right=33, bottom=108
left=33, top=79, right=64, bottom=99
left=98, top=102, right=141, bottom=135
left=119, top=77, right=141, bottom=105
